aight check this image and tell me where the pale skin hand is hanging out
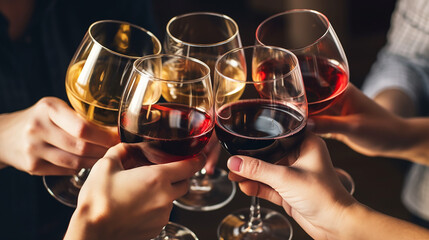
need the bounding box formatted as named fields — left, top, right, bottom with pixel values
left=64, top=143, right=205, bottom=240
left=227, top=134, right=429, bottom=240
left=0, top=97, right=119, bottom=175
left=309, top=84, right=429, bottom=165
left=227, top=133, right=355, bottom=239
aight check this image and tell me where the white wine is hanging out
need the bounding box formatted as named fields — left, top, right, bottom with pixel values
left=65, top=60, right=120, bottom=127
left=160, top=56, right=246, bottom=108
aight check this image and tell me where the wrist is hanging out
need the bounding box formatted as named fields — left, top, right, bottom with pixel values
left=332, top=202, right=372, bottom=240
left=400, top=118, right=429, bottom=165
left=64, top=206, right=100, bottom=240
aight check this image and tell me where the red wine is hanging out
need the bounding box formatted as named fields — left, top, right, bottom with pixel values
left=120, top=103, right=213, bottom=168
left=299, top=56, right=348, bottom=115
left=215, top=100, right=306, bottom=164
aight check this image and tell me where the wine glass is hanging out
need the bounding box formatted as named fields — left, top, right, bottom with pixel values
left=256, top=9, right=355, bottom=195
left=215, top=45, right=307, bottom=239
left=43, top=20, right=161, bottom=207
left=164, top=12, right=243, bottom=211
left=119, top=54, right=214, bottom=239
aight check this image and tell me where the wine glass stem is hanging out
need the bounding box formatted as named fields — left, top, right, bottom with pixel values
left=72, top=168, right=91, bottom=188
left=243, top=196, right=264, bottom=233
left=152, top=226, right=168, bottom=240
left=189, top=168, right=213, bottom=192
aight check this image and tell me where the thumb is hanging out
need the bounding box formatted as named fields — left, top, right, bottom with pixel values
left=227, top=155, right=290, bottom=190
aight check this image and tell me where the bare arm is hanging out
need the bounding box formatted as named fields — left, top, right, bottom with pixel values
left=311, top=84, right=429, bottom=166
left=339, top=203, right=429, bottom=240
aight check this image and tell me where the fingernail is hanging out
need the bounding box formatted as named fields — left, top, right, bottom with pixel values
left=227, top=156, right=242, bottom=172
left=307, top=118, right=315, bottom=131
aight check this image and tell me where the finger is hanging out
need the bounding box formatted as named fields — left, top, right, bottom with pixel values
left=228, top=172, right=247, bottom=182
left=203, top=143, right=221, bottom=175
left=170, top=179, right=190, bottom=199
left=227, top=155, right=289, bottom=190
left=36, top=143, right=99, bottom=169
left=309, top=116, right=352, bottom=135
left=29, top=160, right=76, bottom=176
left=46, top=99, right=119, bottom=147
left=132, top=156, right=204, bottom=183
left=238, top=180, right=284, bottom=206
left=40, top=122, right=110, bottom=158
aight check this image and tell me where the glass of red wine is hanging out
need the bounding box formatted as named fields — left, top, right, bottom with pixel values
left=215, top=45, right=307, bottom=239
left=164, top=12, right=242, bottom=211
left=256, top=9, right=355, bottom=194
left=119, top=54, right=214, bottom=239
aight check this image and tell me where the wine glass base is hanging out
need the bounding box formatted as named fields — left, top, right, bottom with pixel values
left=174, top=168, right=236, bottom=211
left=43, top=175, right=80, bottom=208
left=217, top=208, right=293, bottom=240
left=334, top=167, right=355, bottom=195
left=152, top=222, right=198, bottom=240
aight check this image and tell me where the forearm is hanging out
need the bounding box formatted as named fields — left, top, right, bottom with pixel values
left=336, top=202, right=429, bottom=240
left=400, top=118, right=429, bottom=166
left=0, top=112, right=16, bottom=168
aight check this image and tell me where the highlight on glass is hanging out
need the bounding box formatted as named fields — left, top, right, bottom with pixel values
left=256, top=9, right=355, bottom=195
left=43, top=20, right=161, bottom=207
left=119, top=54, right=214, bottom=239
left=164, top=11, right=243, bottom=211
left=214, top=45, right=307, bottom=240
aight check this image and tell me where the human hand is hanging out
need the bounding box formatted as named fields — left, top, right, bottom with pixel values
left=0, top=97, right=119, bottom=175
left=309, top=84, right=415, bottom=160
left=227, top=133, right=356, bottom=240
left=64, top=143, right=205, bottom=240
left=202, top=131, right=222, bottom=174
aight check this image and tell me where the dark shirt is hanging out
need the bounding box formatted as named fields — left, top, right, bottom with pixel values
left=0, top=0, right=157, bottom=239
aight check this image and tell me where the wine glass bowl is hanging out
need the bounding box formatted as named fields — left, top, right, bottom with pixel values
left=256, top=10, right=355, bottom=198
left=119, top=54, right=214, bottom=239
left=256, top=9, right=349, bottom=116
left=164, top=12, right=243, bottom=211
left=43, top=20, right=161, bottom=207
left=215, top=45, right=306, bottom=240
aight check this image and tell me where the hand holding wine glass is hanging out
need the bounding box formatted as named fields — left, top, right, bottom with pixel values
left=309, top=83, right=423, bottom=162
left=43, top=20, right=161, bottom=207
left=119, top=54, right=214, bottom=239
left=215, top=45, right=307, bottom=240
left=64, top=143, right=205, bottom=240
left=0, top=97, right=118, bottom=175
left=226, top=133, right=355, bottom=240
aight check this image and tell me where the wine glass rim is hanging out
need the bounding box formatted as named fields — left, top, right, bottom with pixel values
left=133, top=54, right=211, bottom=83
left=215, top=45, right=301, bottom=84
left=88, top=19, right=162, bottom=59
left=255, top=9, right=331, bottom=52
left=166, top=11, right=240, bottom=47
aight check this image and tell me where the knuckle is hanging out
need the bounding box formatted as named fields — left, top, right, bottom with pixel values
left=71, top=121, right=90, bottom=138
left=24, top=118, right=43, bottom=136
left=24, top=158, right=40, bottom=175
left=246, top=157, right=262, bottom=177
left=73, top=139, right=89, bottom=156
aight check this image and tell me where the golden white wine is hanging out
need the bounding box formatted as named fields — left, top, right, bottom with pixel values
left=65, top=60, right=120, bottom=127
left=160, top=56, right=246, bottom=108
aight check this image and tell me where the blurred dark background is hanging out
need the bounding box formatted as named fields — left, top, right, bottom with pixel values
left=151, top=0, right=413, bottom=239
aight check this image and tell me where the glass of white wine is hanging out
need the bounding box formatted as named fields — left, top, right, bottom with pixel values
left=43, top=20, right=161, bottom=207
left=164, top=12, right=243, bottom=211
